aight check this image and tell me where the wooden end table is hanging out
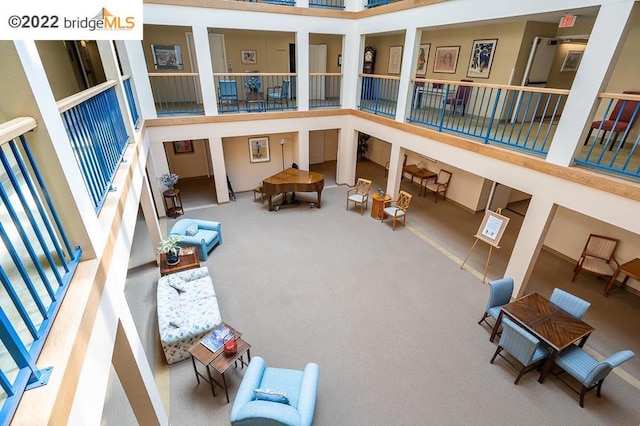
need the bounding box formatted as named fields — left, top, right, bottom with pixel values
left=160, top=246, right=200, bottom=276
left=402, top=164, right=436, bottom=197
left=371, top=193, right=391, bottom=220
left=187, top=323, right=252, bottom=403
left=163, top=189, right=184, bottom=218
left=604, top=258, right=640, bottom=296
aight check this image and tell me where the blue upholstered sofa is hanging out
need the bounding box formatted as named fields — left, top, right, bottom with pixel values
left=169, top=218, right=222, bottom=260
left=230, top=356, right=319, bottom=426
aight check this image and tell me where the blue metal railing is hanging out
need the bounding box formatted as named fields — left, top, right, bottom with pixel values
left=59, top=82, right=130, bottom=212
left=407, top=80, right=569, bottom=156
left=575, top=93, right=640, bottom=179
left=148, top=73, right=204, bottom=116
left=358, top=75, right=400, bottom=118
left=214, top=73, right=298, bottom=113
left=309, top=0, right=344, bottom=9
left=0, top=118, right=82, bottom=424
left=365, top=0, right=401, bottom=8
left=309, top=73, right=342, bottom=109
left=122, top=75, right=139, bottom=128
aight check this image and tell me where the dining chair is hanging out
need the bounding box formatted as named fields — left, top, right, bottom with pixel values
left=553, top=346, right=635, bottom=407
left=218, top=80, right=240, bottom=110
left=380, top=190, right=412, bottom=230
left=267, top=79, right=290, bottom=109
left=549, top=288, right=591, bottom=319
left=585, top=91, right=640, bottom=151
left=423, top=169, right=452, bottom=203
left=490, top=317, right=550, bottom=384
left=346, top=178, right=372, bottom=215
left=572, top=234, right=619, bottom=283
left=478, top=277, right=514, bottom=329
left=445, top=79, right=473, bottom=115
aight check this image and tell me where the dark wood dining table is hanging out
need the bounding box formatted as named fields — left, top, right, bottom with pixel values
left=490, top=292, right=594, bottom=383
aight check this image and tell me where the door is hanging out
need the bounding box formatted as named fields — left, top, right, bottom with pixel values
left=309, top=131, right=325, bottom=164
left=309, top=44, right=327, bottom=101
left=511, top=37, right=558, bottom=122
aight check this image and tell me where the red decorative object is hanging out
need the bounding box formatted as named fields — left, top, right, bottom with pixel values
left=224, top=335, right=237, bottom=355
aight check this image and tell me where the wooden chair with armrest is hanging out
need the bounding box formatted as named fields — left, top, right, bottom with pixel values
left=572, top=234, right=619, bottom=282
left=346, top=178, right=372, bottom=215
left=423, top=169, right=452, bottom=203
left=380, top=190, right=412, bottom=230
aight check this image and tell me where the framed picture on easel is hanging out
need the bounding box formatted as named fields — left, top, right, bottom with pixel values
left=476, top=210, right=510, bottom=247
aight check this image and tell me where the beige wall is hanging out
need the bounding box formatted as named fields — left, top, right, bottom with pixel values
left=322, top=129, right=339, bottom=161
left=310, top=34, right=343, bottom=74
left=365, top=33, right=406, bottom=76
left=143, top=25, right=195, bottom=73
left=214, top=28, right=294, bottom=74
left=165, top=139, right=210, bottom=179
left=512, top=21, right=559, bottom=86
left=35, top=41, right=82, bottom=100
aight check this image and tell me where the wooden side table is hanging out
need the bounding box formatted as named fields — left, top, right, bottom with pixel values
left=159, top=246, right=200, bottom=276
left=163, top=189, right=183, bottom=218
left=604, top=258, right=640, bottom=296
left=371, top=193, right=391, bottom=220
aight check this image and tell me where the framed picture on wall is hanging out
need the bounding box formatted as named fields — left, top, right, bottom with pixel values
left=467, top=39, right=498, bottom=79
left=241, top=50, right=257, bottom=64
left=173, top=140, right=194, bottom=154
left=151, top=45, right=184, bottom=70
left=415, top=44, right=430, bottom=76
left=561, top=50, right=583, bottom=72
left=388, top=45, right=403, bottom=74
left=249, top=137, right=270, bottom=163
left=433, top=46, right=460, bottom=74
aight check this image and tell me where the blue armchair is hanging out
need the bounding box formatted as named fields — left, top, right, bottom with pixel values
left=479, top=277, right=514, bottom=328
left=490, top=318, right=549, bottom=384
left=230, top=356, right=319, bottom=426
left=549, top=288, right=590, bottom=319
left=554, top=346, right=635, bottom=407
left=169, top=218, right=222, bottom=261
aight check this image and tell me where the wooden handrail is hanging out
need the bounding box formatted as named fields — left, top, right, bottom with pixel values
left=212, top=72, right=297, bottom=77
left=359, top=73, right=401, bottom=80
left=309, top=73, right=343, bottom=76
left=121, top=74, right=131, bottom=81
left=57, top=81, right=117, bottom=113
left=598, top=92, right=640, bottom=101
left=148, top=72, right=200, bottom=77
left=410, top=78, right=570, bottom=95
left=0, top=117, right=37, bottom=146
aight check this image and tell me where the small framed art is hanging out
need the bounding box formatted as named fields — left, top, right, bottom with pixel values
left=151, top=45, right=184, bottom=70
left=388, top=45, right=403, bottom=75
left=173, top=140, right=194, bottom=154
left=249, top=137, right=270, bottom=163
left=241, top=50, right=257, bottom=65
left=467, top=39, right=498, bottom=79
left=561, top=50, right=583, bottom=72
left=416, top=44, right=430, bottom=76
left=433, top=46, right=460, bottom=74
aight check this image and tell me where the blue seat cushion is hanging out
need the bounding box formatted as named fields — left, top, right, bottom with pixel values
left=555, top=346, right=598, bottom=383
left=487, top=306, right=502, bottom=320
left=197, top=229, right=219, bottom=245
left=259, top=367, right=304, bottom=409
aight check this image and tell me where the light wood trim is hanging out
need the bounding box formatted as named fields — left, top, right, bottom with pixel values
left=355, top=0, right=448, bottom=17
left=212, top=72, right=297, bottom=77
left=411, top=78, right=570, bottom=95
left=57, top=81, right=117, bottom=113
left=598, top=92, right=640, bottom=101
left=358, top=73, right=401, bottom=80
left=122, top=74, right=132, bottom=81
left=310, top=72, right=343, bottom=76
left=0, top=117, right=37, bottom=146
left=148, top=72, right=200, bottom=77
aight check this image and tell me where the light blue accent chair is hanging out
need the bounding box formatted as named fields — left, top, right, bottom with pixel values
left=490, top=317, right=550, bottom=384
left=230, top=356, right=320, bottom=426
left=554, top=346, right=635, bottom=407
left=549, top=288, right=591, bottom=319
left=479, top=277, right=514, bottom=328
left=267, top=80, right=290, bottom=109
left=169, top=218, right=222, bottom=261
left=218, top=80, right=239, bottom=111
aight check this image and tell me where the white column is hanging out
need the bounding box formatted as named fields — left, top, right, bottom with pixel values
left=208, top=135, right=230, bottom=204
left=345, top=0, right=363, bottom=12
left=192, top=25, right=219, bottom=115
left=97, top=41, right=135, bottom=140
left=298, top=131, right=310, bottom=170
left=140, top=173, right=162, bottom=265
left=395, top=27, right=418, bottom=122
left=386, top=143, right=403, bottom=197
left=545, top=1, right=635, bottom=166
left=297, top=30, right=310, bottom=111
left=297, top=0, right=309, bottom=7
left=123, top=40, right=157, bottom=119
left=337, top=126, right=357, bottom=185
left=341, top=31, right=361, bottom=110
left=504, top=196, right=557, bottom=297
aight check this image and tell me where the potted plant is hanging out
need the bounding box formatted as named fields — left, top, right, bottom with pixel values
left=157, top=172, right=179, bottom=190
left=245, top=76, right=261, bottom=93
left=357, top=132, right=371, bottom=162
left=157, top=235, right=182, bottom=265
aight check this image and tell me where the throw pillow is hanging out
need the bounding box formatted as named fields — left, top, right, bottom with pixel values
left=253, top=388, right=289, bottom=405
left=167, top=275, right=186, bottom=292
left=169, top=310, right=186, bottom=328
left=185, top=223, right=199, bottom=236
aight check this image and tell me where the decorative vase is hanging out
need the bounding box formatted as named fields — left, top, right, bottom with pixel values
left=166, top=185, right=174, bottom=191
left=223, top=334, right=237, bottom=355
left=166, top=251, right=180, bottom=265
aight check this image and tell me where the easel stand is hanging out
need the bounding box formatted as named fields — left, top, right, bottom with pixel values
left=460, top=208, right=510, bottom=283
left=460, top=237, right=500, bottom=283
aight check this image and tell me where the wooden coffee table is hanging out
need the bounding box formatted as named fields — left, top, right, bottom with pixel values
left=187, top=323, right=251, bottom=403
left=604, top=258, right=640, bottom=296
left=159, top=246, right=200, bottom=276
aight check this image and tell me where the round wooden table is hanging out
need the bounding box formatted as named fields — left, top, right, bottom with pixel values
left=163, top=189, right=184, bottom=218
left=371, top=193, right=391, bottom=220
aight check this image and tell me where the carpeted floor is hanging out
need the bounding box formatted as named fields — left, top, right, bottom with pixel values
left=103, top=161, right=640, bottom=426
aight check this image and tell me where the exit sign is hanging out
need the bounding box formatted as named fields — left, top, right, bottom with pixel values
left=559, top=15, right=577, bottom=28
